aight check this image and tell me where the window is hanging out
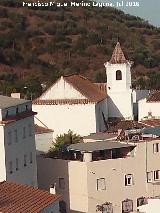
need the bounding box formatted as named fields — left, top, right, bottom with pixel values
left=6, top=110, right=9, bottom=118
left=125, top=174, right=133, bottom=186
left=147, top=172, right=153, bottom=182
left=23, top=127, right=26, bottom=139
left=116, top=70, right=122, bottom=80
left=24, top=154, right=27, bottom=167
left=8, top=131, right=12, bottom=145
left=16, top=107, right=18, bottom=114
left=28, top=124, right=32, bottom=136
left=59, top=178, right=65, bottom=189
left=153, top=143, right=160, bottom=153
left=122, top=199, right=133, bottom=213
left=137, top=197, right=148, bottom=207
left=97, top=178, right=106, bottom=191
left=14, top=130, right=18, bottom=143
left=26, top=105, right=28, bottom=111
left=16, top=158, right=19, bottom=171
left=9, top=161, right=13, bottom=174
left=30, top=152, right=33, bottom=164
left=154, top=170, right=160, bottom=181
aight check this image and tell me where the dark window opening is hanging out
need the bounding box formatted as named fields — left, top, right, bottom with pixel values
left=116, top=70, right=122, bottom=80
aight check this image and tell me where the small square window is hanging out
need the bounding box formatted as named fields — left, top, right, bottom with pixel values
left=24, top=154, right=27, bottom=167
left=23, top=127, right=26, bottom=139
left=59, top=178, right=65, bottom=189
left=154, top=170, right=160, bottom=181
left=122, top=199, right=133, bottom=213
left=97, top=178, right=106, bottom=191
left=14, top=130, right=18, bottom=143
left=125, top=174, right=133, bottom=186
left=153, top=143, right=160, bottom=153
left=147, top=172, right=153, bottom=182
left=8, top=131, right=12, bottom=145
left=9, top=161, right=13, bottom=174
left=16, top=158, right=19, bottom=171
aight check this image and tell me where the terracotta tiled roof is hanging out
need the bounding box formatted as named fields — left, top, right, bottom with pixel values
left=33, top=98, right=96, bottom=105
left=108, top=42, right=129, bottom=64
left=35, top=124, right=54, bottom=134
left=94, top=83, right=107, bottom=93
left=107, top=120, right=146, bottom=133
left=63, top=75, right=107, bottom=102
left=0, top=110, right=37, bottom=125
left=147, top=91, right=160, bottom=102
left=139, top=119, right=160, bottom=127
left=0, top=181, right=61, bottom=213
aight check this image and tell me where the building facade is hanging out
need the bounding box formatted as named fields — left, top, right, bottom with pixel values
left=33, top=75, right=108, bottom=137
left=0, top=95, right=37, bottom=187
left=37, top=137, right=160, bottom=213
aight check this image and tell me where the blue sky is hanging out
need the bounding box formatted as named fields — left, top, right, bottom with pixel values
left=99, top=0, right=160, bottom=27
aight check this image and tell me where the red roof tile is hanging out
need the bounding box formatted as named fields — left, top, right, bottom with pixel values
left=0, top=181, right=61, bottom=213
left=33, top=98, right=97, bottom=105
left=63, top=75, right=107, bottom=102
left=0, top=110, right=37, bottom=125
left=108, top=42, right=129, bottom=64
left=94, top=83, right=107, bottom=93
left=35, top=124, right=54, bottom=134
left=147, top=91, right=160, bottom=102
left=107, top=120, right=146, bottom=133
left=34, top=75, right=107, bottom=105
left=139, top=119, right=160, bottom=127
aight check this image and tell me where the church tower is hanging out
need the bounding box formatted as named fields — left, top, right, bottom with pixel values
left=104, top=42, right=133, bottom=120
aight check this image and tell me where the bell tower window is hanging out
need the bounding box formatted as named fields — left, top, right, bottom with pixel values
left=116, top=70, right=122, bottom=80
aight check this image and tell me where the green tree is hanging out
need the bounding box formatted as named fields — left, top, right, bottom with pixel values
left=47, top=130, right=81, bottom=157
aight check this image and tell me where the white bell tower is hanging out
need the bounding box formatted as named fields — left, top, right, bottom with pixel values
left=104, top=42, right=133, bottom=120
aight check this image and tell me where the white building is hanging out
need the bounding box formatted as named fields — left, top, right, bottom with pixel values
left=33, top=42, right=149, bottom=137
left=139, top=91, right=160, bottom=121
left=33, top=75, right=108, bottom=137
left=0, top=181, right=61, bottom=213
left=137, top=197, right=160, bottom=213
left=0, top=95, right=37, bottom=187
left=37, top=137, right=160, bottom=213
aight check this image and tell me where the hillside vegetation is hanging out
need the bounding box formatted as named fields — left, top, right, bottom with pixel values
left=0, top=0, right=160, bottom=98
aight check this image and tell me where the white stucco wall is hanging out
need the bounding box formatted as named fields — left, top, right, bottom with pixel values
left=37, top=140, right=160, bottom=213
left=4, top=115, right=38, bottom=187
left=105, top=63, right=132, bottom=92
left=107, top=92, right=133, bottom=119
left=33, top=103, right=96, bottom=137
left=137, top=199, right=160, bottom=213
left=40, top=77, right=85, bottom=100
left=138, top=98, right=160, bottom=121
left=35, top=132, right=54, bottom=154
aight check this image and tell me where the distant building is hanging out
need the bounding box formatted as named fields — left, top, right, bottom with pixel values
left=0, top=181, right=61, bottom=213
left=33, top=42, right=149, bottom=137
left=139, top=91, right=160, bottom=121
left=0, top=95, right=37, bottom=187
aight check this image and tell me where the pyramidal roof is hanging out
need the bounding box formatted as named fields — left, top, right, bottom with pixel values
left=109, top=42, right=129, bottom=64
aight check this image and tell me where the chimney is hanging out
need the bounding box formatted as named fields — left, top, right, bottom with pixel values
left=11, top=93, right=21, bottom=99
left=50, top=183, right=56, bottom=194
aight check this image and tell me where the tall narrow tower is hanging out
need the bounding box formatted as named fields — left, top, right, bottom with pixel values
left=104, top=42, right=133, bottom=120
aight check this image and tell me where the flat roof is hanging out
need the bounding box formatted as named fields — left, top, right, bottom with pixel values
left=0, top=95, right=29, bottom=109
left=68, top=141, right=135, bottom=152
